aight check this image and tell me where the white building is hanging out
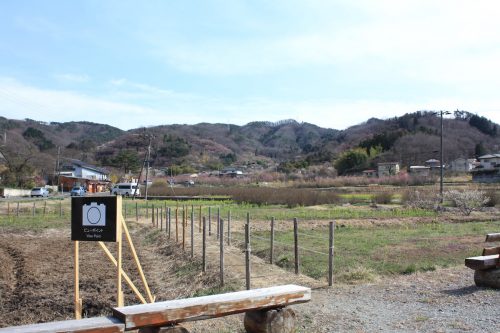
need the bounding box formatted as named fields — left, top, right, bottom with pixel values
left=477, top=154, right=500, bottom=170
left=450, top=158, right=476, bottom=172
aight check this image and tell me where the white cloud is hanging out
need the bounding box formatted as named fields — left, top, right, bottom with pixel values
left=53, top=73, right=90, bottom=83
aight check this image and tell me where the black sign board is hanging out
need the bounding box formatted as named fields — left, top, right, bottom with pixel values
left=71, top=196, right=119, bottom=242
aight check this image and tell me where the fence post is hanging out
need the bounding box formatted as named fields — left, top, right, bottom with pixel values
left=167, top=207, right=171, bottom=238
left=294, top=218, right=299, bottom=275
left=245, top=222, right=251, bottom=290
left=199, top=205, right=202, bottom=233
left=16, top=202, right=19, bottom=217
left=329, top=221, right=335, bottom=286
left=151, top=204, right=155, bottom=225
left=182, top=207, right=186, bottom=251
left=190, top=207, right=194, bottom=258
left=43, top=201, right=46, bottom=216
left=175, top=207, right=179, bottom=242
left=202, top=217, right=206, bottom=272
left=124, top=203, right=127, bottom=220
left=146, top=202, right=149, bottom=219
left=156, top=208, right=159, bottom=228
left=135, top=202, right=138, bottom=221
left=270, top=217, right=275, bottom=264
left=32, top=202, right=35, bottom=217
left=216, top=207, right=220, bottom=240
left=160, top=206, right=163, bottom=231
left=227, top=210, right=231, bottom=246
left=220, top=218, right=224, bottom=287
left=208, top=206, right=212, bottom=236
left=7, top=202, right=10, bottom=216
left=59, top=201, right=62, bottom=217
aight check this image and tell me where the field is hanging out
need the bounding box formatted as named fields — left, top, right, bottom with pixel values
left=0, top=187, right=498, bottom=332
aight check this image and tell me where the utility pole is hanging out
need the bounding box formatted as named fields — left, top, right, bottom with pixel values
left=439, top=111, right=451, bottom=203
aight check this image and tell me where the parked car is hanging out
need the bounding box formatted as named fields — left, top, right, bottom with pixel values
left=31, top=187, right=49, bottom=197
left=70, top=186, right=86, bottom=197
left=184, top=180, right=195, bottom=187
left=111, top=183, right=140, bottom=196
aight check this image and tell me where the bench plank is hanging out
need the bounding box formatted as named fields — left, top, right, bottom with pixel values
left=113, top=284, right=311, bottom=330
left=465, top=254, right=499, bottom=270
left=0, top=316, right=124, bottom=333
left=482, top=246, right=500, bottom=256
left=485, top=233, right=500, bottom=242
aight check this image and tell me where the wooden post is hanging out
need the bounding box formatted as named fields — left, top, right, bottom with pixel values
left=32, top=202, right=35, bottom=217
left=182, top=207, right=186, bottom=250
left=16, top=202, right=19, bottom=217
left=146, top=203, right=149, bottom=219
left=245, top=222, right=251, bottom=290
left=270, top=217, right=275, bottom=264
left=208, top=206, right=212, bottom=236
left=294, top=218, right=299, bottom=275
left=124, top=203, right=127, bottom=220
left=329, top=221, right=335, bottom=286
left=227, top=210, right=231, bottom=246
left=216, top=207, right=220, bottom=240
left=175, top=207, right=179, bottom=242
left=220, top=218, right=224, bottom=287
left=7, top=202, right=10, bottom=216
left=152, top=204, right=155, bottom=225
left=59, top=201, right=62, bottom=217
left=168, top=207, right=171, bottom=238
left=117, top=201, right=124, bottom=307
left=74, top=241, right=82, bottom=319
left=136, top=202, right=138, bottom=221
left=199, top=205, right=202, bottom=233
left=43, top=201, right=46, bottom=216
left=190, top=208, right=194, bottom=258
left=202, top=217, right=206, bottom=273
left=160, top=206, right=163, bottom=231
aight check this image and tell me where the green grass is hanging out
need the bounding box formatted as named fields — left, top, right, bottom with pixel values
left=0, top=215, right=69, bottom=230
left=243, top=220, right=499, bottom=282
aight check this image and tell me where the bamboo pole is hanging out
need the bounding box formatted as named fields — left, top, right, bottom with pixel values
left=121, top=218, right=154, bottom=303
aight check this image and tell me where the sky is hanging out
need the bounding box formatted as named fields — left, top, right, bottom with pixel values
left=1, top=0, right=500, bottom=131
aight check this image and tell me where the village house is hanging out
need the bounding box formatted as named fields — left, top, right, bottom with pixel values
left=58, top=159, right=110, bottom=193
left=450, top=158, right=477, bottom=172
left=409, top=165, right=431, bottom=177
left=472, top=153, right=500, bottom=183
left=362, top=169, right=377, bottom=178
left=377, top=162, right=400, bottom=177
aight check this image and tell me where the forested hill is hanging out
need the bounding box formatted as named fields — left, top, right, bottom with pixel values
left=0, top=111, right=498, bottom=185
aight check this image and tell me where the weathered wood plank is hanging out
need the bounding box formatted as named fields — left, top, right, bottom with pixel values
left=482, top=246, right=500, bottom=256
left=465, top=254, right=499, bottom=270
left=485, top=233, right=500, bottom=242
left=0, top=316, right=124, bottom=333
left=474, top=268, right=500, bottom=289
left=113, top=284, right=311, bottom=330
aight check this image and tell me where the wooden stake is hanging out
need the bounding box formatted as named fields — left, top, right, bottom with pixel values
left=121, top=218, right=154, bottom=303
left=199, top=205, right=202, bottom=233
left=98, top=242, right=147, bottom=304
left=32, top=202, right=35, bottom=217
left=245, top=223, right=251, bottom=290
left=270, top=217, right=275, bottom=264
left=43, top=201, right=46, bottom=216
left=294, top=218, right=299, bottom=275
left=208, top=206, right=212, bottom=236
left=160, top=206, right=163, bottom=231
left=135, top=202, right=138, bottom=221
left=117, top=197, right=123, bottom=307
left=74, top=241, right=82, bottom=319
left=16, top=202, right=19, bottom=217
left=216, top=207, right=220, bottom=240
left=329, top=221, right=335, bottom=286
left=202, top=217, right=206, bottom=273
left=175, top=207, right=179, bottom=242
left=182, top=207, right=186, bottom=250
left=220, top=218, right=224, bottom=286
left=190, top=208, right=194, bottom=258
left=227, top=210, right=231, bottom=246
left=167, top=207, right=171, bottom=238
left=7, top=202, right=10, bottom=216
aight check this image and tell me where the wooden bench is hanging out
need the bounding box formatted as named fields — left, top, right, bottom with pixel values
left=113, top=284, right=311, bottom=332
left=465, top=233, right=500, bottom=288
left=0, top=316, right=124, bottom=333
left=0, top=285, right=311, bottom=333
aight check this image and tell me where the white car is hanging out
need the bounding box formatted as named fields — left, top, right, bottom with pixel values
left=111, top=183, right=140, bottom=196
left=31, top=187, right=49, bottom=197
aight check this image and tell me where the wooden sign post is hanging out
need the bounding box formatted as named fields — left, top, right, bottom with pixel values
left=71, top=196, right=121, bottom=319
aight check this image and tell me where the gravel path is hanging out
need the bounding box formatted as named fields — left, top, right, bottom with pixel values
left=294, top=266, right=499, bottom=333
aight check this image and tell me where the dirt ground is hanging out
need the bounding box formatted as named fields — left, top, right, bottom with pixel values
left=0, top=217, right=499, bottom=332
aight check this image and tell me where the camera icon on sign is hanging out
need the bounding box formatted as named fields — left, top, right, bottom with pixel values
left=83, top=202, right=106, bottom=226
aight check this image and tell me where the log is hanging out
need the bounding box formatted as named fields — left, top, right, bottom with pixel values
left=485, top=233, right=500, bottom=242
left=474, top=268, right=500, bottom=289
left=244, top=307, right=296, bottom=333
left=465, top=254, right=499, bottom=270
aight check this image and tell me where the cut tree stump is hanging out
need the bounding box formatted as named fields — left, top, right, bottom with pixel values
left=474, top=268, right=500, bottom=289
left=244, top=307, right=296, bottom=333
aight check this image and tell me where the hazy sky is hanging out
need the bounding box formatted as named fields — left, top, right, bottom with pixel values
left=1, top=1, right=500, bottom=130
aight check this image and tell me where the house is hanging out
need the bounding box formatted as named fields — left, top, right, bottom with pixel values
left=450, top=158, right=477, bottom=172
left=477, top=154, right=500, bottom=170
left=58, top=159, right=110, bottom=193
left=377, top=162, right=400, bottom=177
left=409, top=166, right=431, bottom=177
left=472, top=153, right=500, bottom=183
left=362, top=169, right=377, bottom=178
left=425, top=159, right=441, bottom=168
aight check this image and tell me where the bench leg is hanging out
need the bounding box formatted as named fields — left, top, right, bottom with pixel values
left=474, top=268, right=500, bottom=289
left=244, top=307, right=296, bottom=333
